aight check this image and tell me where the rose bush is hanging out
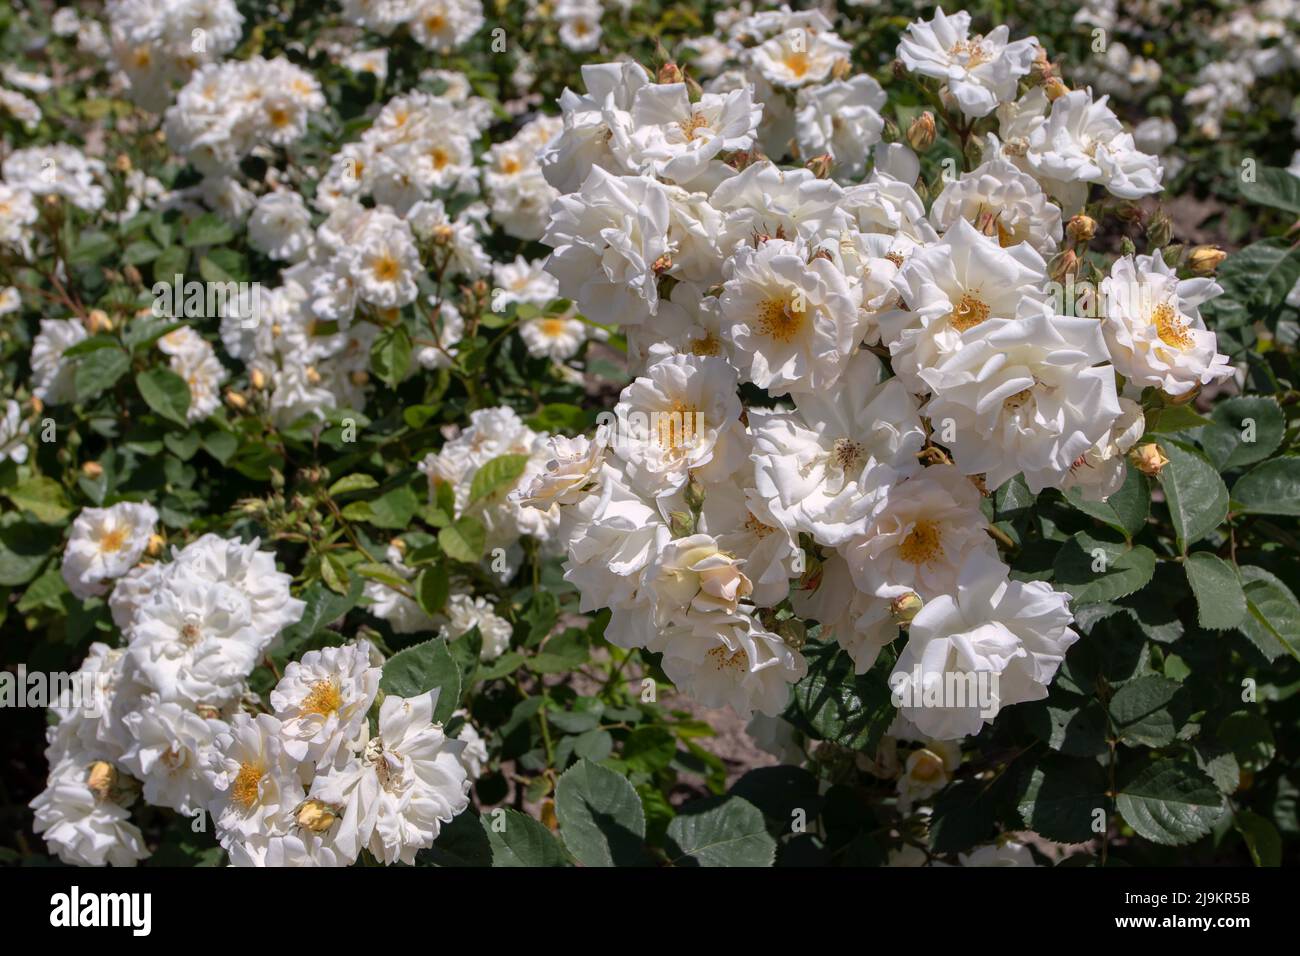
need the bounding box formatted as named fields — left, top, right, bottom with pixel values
left=1, top=0, right=1298, bottom=868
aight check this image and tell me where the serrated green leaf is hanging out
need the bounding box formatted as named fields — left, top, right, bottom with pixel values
left=136, top=367, right=192, bottom=426
left=1232, top=457, right=1300, bottom=517
left=1199, top=397, right=1285, bottom=470
left=379, top=638, right=460, bottom=724
left=484, top=809, right=568, bottom=867
left=1116, top=758, right=1224, bottom=847
left=1052, top=532, right=1156, bottom=604
left=665, top=796, right=775, bottom=867
left=1157, top=440, right=1228, bottom=552
left=1183, top=552, right=1247, bottom=630
left=439, top=515, right=486, bottom=563
left=554, top=758, right=646, bottom=867
left=468, top=453, right=530, bottom=506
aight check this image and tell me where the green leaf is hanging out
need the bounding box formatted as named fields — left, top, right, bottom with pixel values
left=69, top=230, right=116, bottom=265
left=0, top=522, right=62, bottom=586
left=366, top=485, right=418, bottom=529
left=379, top=638, right=460, bottom=724
left=136, top=367, right=192, bottom=426
left=468, top=453, right=530, bottom=506
left=328, top=474, right=379, bottom=496
left=665, top=796, right=776, bottom=867
left=1144, top=403, right=1211, bottom=435
left=416, top=564, right=450, bottom=617
left=1234, top=811, right=1282, bottom=867
left=1232, top=457, right=1300, bottom=517
left=554, top=758, right=647, bottom=867
left=791, top=641, right=895, bottom=753
left=74, top=348, right=131, bottom=400
left=1183, top=552, right=1247, bottom=630
left=439, top=515, right=486, bottom=564
left=1237, top=566, right=1300, bottom=662
left=1217, top=711, right=1275, bottom=774
left=4, top=476, right=72, bottom=523
left=1062, top=466, right=1149, bottom=539
left=1116, top=758, right=1225, bottom=846
left=1199, top=396, right=1285, bottom=470
left=484, top=809, right=568, bottom=867
left=1052, top=532, right=1156, bottom=605
left=181, top=212, right=235, bottom=248
left=1156, top=440, right=1228, bottom=552
left=15, top=565, right=71, bottom=612
left=1018, top=757, right=1110, bottom=844
left=1108, top=676, right=1185, bottom=748
left=1204, top=239, right=1300, bottom=329
left=280, top=577, right=363, bottom=648
left=1239, top=166, right=1300, bottom=214
left=370, top=324, right=412, bottom=388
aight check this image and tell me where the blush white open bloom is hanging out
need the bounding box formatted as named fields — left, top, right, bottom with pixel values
left=312, top=691, right=471, bottom=866
left=0, top=399, right=29, bottom=464
left=891, top=554, right=1078, bottom=739
left=750, top=349, right=925, bottom=547
left=1101, top=253, right=1233, bottom=397
left=30, top=756, right=149, bottom=867
left=542, top=167, right=671, bottom=327
left=436, top=593, right=514, bottom=661
left=896, top=8, right=1038, bottom=118
left=794, top=75, right=887, bottom=181
left=270, top=641, right=381, bottom=766
left=920, top=309, right=1122, bottom=492
left=928, top=151, right=1063, bottom=256
left=206, top=713, right=305, bottom=845
left=1027, top=89, right=1163, bottom=206
left=611, top=349, right=744, bottom=493
left=1061, top=396, right=1145, bottom=501
left=30, top=318, right=88, bottom=404
left=120, top=695, right=227, bottom=815
left=61, top=502, right=159, bottom=600
left=717, top=237, right=861, bottom=395
left=613, top=81, right=760, bottom=186
left=658, top=608, right=807, bottom=719
left=844, top=464, right=1000, bottom=601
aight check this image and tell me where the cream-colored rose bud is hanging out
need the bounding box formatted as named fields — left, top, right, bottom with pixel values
left=431, top=224, right=454, bottom=244
left=1044, top=77, right=1069, bottom=101
left=1188, top=245, right=1228, bottom=275
left=146, top=533, right=165, bottom=557
left=86, top=761, right=116, bottom=801
left=907, top=111, right=937, bottom=152
left=250, top=367, right=267, bottom=390
left=1066, top=214, right=1097, bottom=243
left=890, top=592, right=924, bottom=626
left=1049, top=249, right=1080, bottom=282
left=831, top=57, right=852, bottom=81
left=295, top=800, right=338, bottom=833
left=81, top=460, right=104, bottom=479
left=805, top=153, right=834, bottom=179
left=349, top=370, right=369, bottom=387
left=1130, top=443, right=1169, bottom=477
left=86, top=309, right=113, bottom=334
left=304, top=365, right=322, bottom=385
left=657, top=62, right=682, bottom=85
left=114, top=154, right=133, bottom=173
left=225, top=390, right=248, bottom=410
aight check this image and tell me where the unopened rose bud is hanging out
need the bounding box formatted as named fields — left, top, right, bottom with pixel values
left=86, top=309, right=113, bottom=334
left=1030, top=48, right=1054, bottom=84
left=657, top=62, right=682, bottom=85
left=1049, top=249, right=1079, bottom=282
left=1119, top=236, right=1137, bottom=257
left=431, top=224, right=454, bottom=244
left=1066, top=215, right=1096, bottom=243
left=652, top=253, right=673, bottom=275
left=225, top=390, right=248, bottom=410
left=81, top=460, right=104, bottom=479
left=391, top=537, right=407, bottom=554
left=891, top=58, right=908, bottom=80
left=349, top=370, right=369, bottom=387
left=304, top=365, right=322, bottom=385
left=1188, top=245, right=1227, bottom=275
left=296, top=799, right=338, bottom=833
left=540, top=798, right=559, bottom=831
left=668, top=510, right=695, bottom=538
left=123, top=264, right=142, bottom=285
left=1044, top=78, right=1069, bottom=101
left=1130, top=443, right=1169, bottom=477
left=1146, top=211, right=1173, bottom=250
left=907, top=112, right=937, bottom=152
left=44, top=194, right=60, bottom=207
left=684, top=476, right=706, bottom=512
left=805, top=153, right=833, bottom=179
left=29, top=396, right=43, bottom=415
left=86, top=761, right=116, bottom=801
left=831, top=57, right=852, bottom=81
left=114, top=154, right=132, bottom=173
left=146, top=533, right=165, bottom=557
left=250, top=367, right=267, bottom=390
left=890, top=592, right=924, bottom=626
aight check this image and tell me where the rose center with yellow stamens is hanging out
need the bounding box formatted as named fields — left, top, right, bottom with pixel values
left=99, top=526, right=129, bottom=553
left=425, top=14, right=446, bottom=32
left=707, top=645, right=749, bottom=671
left=744, top=512, right=776, bottom=538
left=1003, top=387, right=1035, bottom=412
left=267, top=105, right=291, bottom=128
left=910, top=750, right=944, bottom=782
left=898, top=519, right=943, bottom=564
left=301, top=679, right=343, bottom=717
left=690, top=333, right=722, bottom=357
left=656, top=400, right=699, bottom=453
left=948, top=292, right=990, bottom=332
left=539, top=318, right=568, bottom=337
left=373, top=255, right=401, bottom=282
left=885, top=251, right=905, bottom=268
left=783, top=51, right=811, bottom=78
left=231, top=762, right=265, bottom=809
left=832, top=437, right=863, bottom=470
left=430, top=146, right=451, bottom=170
left=948, top=39, right=992, bottom=69
left=757, top=295, right=807, bottom=343
left=678, top=112, right=711, bottom=142
left=1152, top=302, right=1193, bottom=350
